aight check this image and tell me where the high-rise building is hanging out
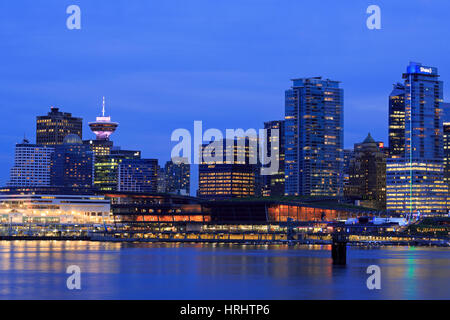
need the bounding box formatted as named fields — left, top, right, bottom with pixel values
left=198, top=138, right=257, bottom=200
left=345, top=133, right=386, bottom=210
left=386, top=62, right=448, bottom=215
left=388, top=83, right=406, bottom=158
left=157, top=165, right=167, bottom=193
left=36, top=107, right=83, bottom=146
left=50, top=134, right=93, bottom=188
left=118, top=159, right=158, bottom=193
left=93, top=148, right=141, bottom=191
left=164, top=158, right=190, bottom=195
left=262, top=120, right=285, bottom=197
left=444, top=121, right=450, bottom=189
left=285, top=77, right=344, bottom=197
left=8, top=139, right=54, bottom=187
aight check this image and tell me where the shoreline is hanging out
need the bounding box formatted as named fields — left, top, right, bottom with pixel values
left=0, top=235, right=448, bottom=247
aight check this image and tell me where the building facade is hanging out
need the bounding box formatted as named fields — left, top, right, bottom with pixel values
left=93, top=148, right=141, bottom=191
left=285, top=77, right=344, bottom=197
left=386, top=62, right=448, bottom=215
left=36, top=107, right=83, bottom=146
left=50, top=134, right=94, bottom=188
left=444, top=121, right=450, bottom=189
left=262, top=120, right=285, bottom=197
left=118, top=158, right=158, bottom=193
left=164, top=158, right=190, bottom=195
left=0, top=193, right=110, bottom=224
left=8, top=139, right=54, bottom=187
left=388, top=83, right=406, bottom=158
left=345, top=134, right=386, bottom=210
left=198, top=138, right=257, bottom=200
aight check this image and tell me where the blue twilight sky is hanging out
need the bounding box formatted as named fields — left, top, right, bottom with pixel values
left=1, top=0, right=450, bottom=193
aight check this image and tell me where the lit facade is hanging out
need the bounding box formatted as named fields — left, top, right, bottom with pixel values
left=285, top=77, right=344, bottom=196
left=262, top=120, right=285, bottom=197
left=345, top=133, right=386, bottom=210
left=0, top=194, right=111, bottom=224
left=94, top=149, right=141, bottom=191
left=386, top=62, right=448, bottom=215
left=386, top=160, right=447, bottom=215
left=444, top=121, right=450, bottom=189
left=8, top=140, right=54, bottom=187
left=198, top=138, right=257, bottom=200
left=36, top=107, right=83, bottom=146
left=164, top=157, right=190, bottom=195
left=388, top=83, right=406, bottom=158
left=50, top=135, right=94, bottom=188
left=118, top=158, right=158, bottom=193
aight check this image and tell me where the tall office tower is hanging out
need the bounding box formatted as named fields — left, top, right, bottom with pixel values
left=444, top=121, right=450, bottom=189
left=198, top=138, right=257, bottom=200
left=262, top=120, right=285, bottom=197
left=157, top=165, right=167, bottom=193
left=284, top=77, right=344, bottom=197
left=50, top=134, right=94, bottom=188
left=93, top=148, right=141, bottom=191
left=117, top=159, right=158, bottom=193
left=388, top=83, right=406, bottom=158
left=386, top=62, right=448, bottom=215
left=444, top=104, right=450, bottom=191
left=36, top=107, right=83, bottom=146
left=345, top=134, right=386, bottom=210
left=7, top=139, right=54, bottom=187
left=164, top=157, right=190, bottom=195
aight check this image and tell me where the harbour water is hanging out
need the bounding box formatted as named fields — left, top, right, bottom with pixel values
left=0, top=241, right=448, bottom=300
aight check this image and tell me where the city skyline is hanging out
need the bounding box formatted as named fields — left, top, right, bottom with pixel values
left=2, top=1, right=450, bottom=193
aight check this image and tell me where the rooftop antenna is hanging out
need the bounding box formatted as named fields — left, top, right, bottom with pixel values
left=102, top=96, right=106, bottom=117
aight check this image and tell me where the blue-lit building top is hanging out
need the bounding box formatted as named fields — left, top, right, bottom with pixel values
left=403, top=62, right=443, bottom=160
left=386, top=62, right=448, bottom=215
left=285, top=77, right=344, bottom=197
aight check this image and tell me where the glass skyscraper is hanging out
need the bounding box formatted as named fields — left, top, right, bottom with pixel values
left=386, top=62, right=448, bottom=215
left=284, top=77, right=344, bottom=197
left=388, top=83, right=406, bottom=158
left=262, top=120, right=285, bottom=197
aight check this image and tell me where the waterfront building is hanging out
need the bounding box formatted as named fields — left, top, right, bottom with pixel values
left=262, top=120, right=285, bottom=197
left=386, top=62, right=448, bottom=215
left=118, top=158, right=158, bottom=193
left=198, top=138, right=257, bottom=200
left=345, top=133, right=386, bottom=210
left=106, top=192, right=376, bottom=228
left=93, top=148, right=141, bottom=191
left=7, top=139, right=54, bottom=187
left=0, top=193, right=110, bottom=224
left=164, top=158, right=190, bottom=195
left=50, top=134, right=94, bottom=188
left=36, top=107, right=83, bottom=146
left=388, top=83, right=406, bottom=158
left=284, top=77, right=344, bottom=197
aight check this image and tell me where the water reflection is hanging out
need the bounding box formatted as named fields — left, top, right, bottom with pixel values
left=0, top=241, right=448, bottom=299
